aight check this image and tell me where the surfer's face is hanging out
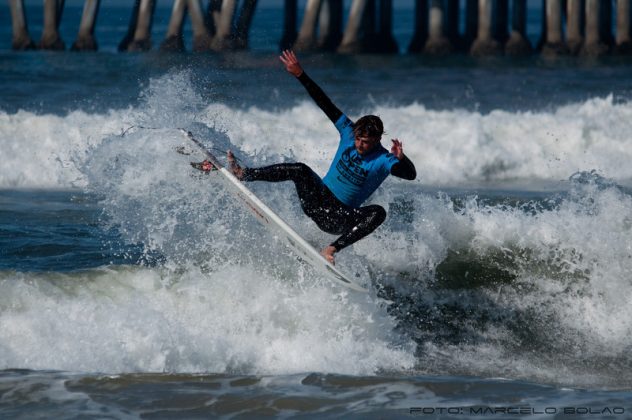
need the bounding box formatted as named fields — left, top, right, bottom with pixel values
left=353, top=115, right=383, bottom=155
left=355, top=135, right=380, bottom=155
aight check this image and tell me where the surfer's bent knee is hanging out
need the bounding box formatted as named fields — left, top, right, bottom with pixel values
left=366, top=205, right=387, bottom=226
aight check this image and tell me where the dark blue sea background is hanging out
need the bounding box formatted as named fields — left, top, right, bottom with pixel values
left=2, top=1, right=632, bottom=418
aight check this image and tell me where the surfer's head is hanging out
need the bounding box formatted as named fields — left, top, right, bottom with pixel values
left=353, top=115, right=383, bottom=155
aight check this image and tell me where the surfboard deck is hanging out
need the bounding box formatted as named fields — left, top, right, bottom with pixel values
left=180, top=129, right=368, bottom=293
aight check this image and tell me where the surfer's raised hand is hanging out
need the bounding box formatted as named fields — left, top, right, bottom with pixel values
left=391, top=139, right=404, bottom=160
left=279, top=50, right=304, bottom=77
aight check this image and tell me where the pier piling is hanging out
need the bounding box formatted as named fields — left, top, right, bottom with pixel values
left=363, top=0, right=378, bottom=52
left=470, top=0, right=501, bottom=55
left=601, top=0, right=614, bottom=47
left=5, top=0, right=631, bottom=57
left=424, top=0, right=452, bottom=54
left=376, top=0, right=398, bottom=53
left=338, top=0, right=368, bottom=53
left=8, top=0, right=35, bottom=50
left=542, top=0, right=569, bottom=56
left=463, top=0, right=478, bottom=49
left=71, top=0, right=101, bottom=51
left=160, top=0, right=212, bottom=51
left=318, top=0, right=343, bottom=51
left=495, top=0, right=509, bottom=45
left=188, top=0, right=213, bottom=51
left=234, top=0, right=259, bottom=49
left=408, top=0, right=428, bottom=53
left=280, top=0, right=298, bottom=50
left=566, top=0, right=584, bottom=55
left=119, top=0, right=156, bottom=52
left=40, top=0, right=65, bottom=50
left=294, top=0, right=323, bottom=51
left=206, top=0, right=221, bottom=36
left=505, top=0, right=532, bottom=55
left=211, top=0, right=237, bottom=50
left=161, top=0, right=187, bottom=51
left=616, top=0, right=632, bottom=52
left=582, top=0, right=609, bottom=56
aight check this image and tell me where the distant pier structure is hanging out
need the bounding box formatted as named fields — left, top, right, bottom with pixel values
left=7, top=0, right=632, bottom=56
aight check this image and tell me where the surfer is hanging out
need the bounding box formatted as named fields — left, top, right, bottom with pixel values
left=196, top=50, right=416, bottom=265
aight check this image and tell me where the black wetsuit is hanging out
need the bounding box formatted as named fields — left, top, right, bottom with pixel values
left=242, top=72, right=416, bottom=252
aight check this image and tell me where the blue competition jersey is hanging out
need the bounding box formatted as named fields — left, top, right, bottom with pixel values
left=323, top=115, right=400, bottom=208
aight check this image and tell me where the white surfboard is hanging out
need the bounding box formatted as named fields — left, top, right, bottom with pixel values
left=181, top=129, right=368, bottom=293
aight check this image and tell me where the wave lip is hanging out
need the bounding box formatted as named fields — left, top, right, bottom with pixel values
left=1, top=70, right=632, bottom=189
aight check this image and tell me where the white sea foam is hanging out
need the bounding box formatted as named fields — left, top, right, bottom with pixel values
left=391, top=173, right=632, bottom=387
left=0, top=109, right=123, bottom=189
left=0, top=265, right=414, bottom=375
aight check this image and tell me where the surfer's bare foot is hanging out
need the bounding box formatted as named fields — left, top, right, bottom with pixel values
left=227, top=150, right=244, bottom=180
left=321, top=245, right=337, bottom=265
left=191, top=160, right=215, bottom=172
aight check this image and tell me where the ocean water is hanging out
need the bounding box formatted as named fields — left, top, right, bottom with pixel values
left=2, top=2, right=632, bottom=419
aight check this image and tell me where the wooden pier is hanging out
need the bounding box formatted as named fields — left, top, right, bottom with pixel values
left=7, top=0, right=632, bottom=56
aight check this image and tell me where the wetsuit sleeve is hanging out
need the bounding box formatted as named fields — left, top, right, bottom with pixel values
left=296, top=72, right=343, bottom=125
left=390, top=155, right=417, bottom=180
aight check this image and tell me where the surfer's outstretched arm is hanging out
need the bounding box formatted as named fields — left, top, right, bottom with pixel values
left=279, top=50, right=343, bottom=125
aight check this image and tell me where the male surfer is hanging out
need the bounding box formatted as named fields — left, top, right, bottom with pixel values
left=195, top=50, right=416, bottom=264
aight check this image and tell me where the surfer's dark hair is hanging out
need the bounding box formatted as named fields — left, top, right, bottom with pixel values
left=353, top=115, right=384, bottom=139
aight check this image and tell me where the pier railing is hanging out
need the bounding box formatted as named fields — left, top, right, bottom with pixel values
left=7, top=0, right=632, bottom=56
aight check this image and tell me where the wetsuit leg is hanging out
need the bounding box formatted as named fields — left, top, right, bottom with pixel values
left=243, top=162, right=316, bottom=185
left=328, top=205, right=387, bottom=251
left=243, top=163, right=387, bottom=250
left=243, top=163, right=337, bottom=230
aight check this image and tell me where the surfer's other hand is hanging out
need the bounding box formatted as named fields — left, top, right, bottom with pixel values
left=227, top=150, right=235, bottom=162
left=227, top=150, right=244, bottom=180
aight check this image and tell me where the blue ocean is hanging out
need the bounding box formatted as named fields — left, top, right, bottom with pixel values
left=2, top=1, right=632, bottom=418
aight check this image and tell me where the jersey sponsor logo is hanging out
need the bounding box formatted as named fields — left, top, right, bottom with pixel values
left=335, top=148, right=368, bottom=186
